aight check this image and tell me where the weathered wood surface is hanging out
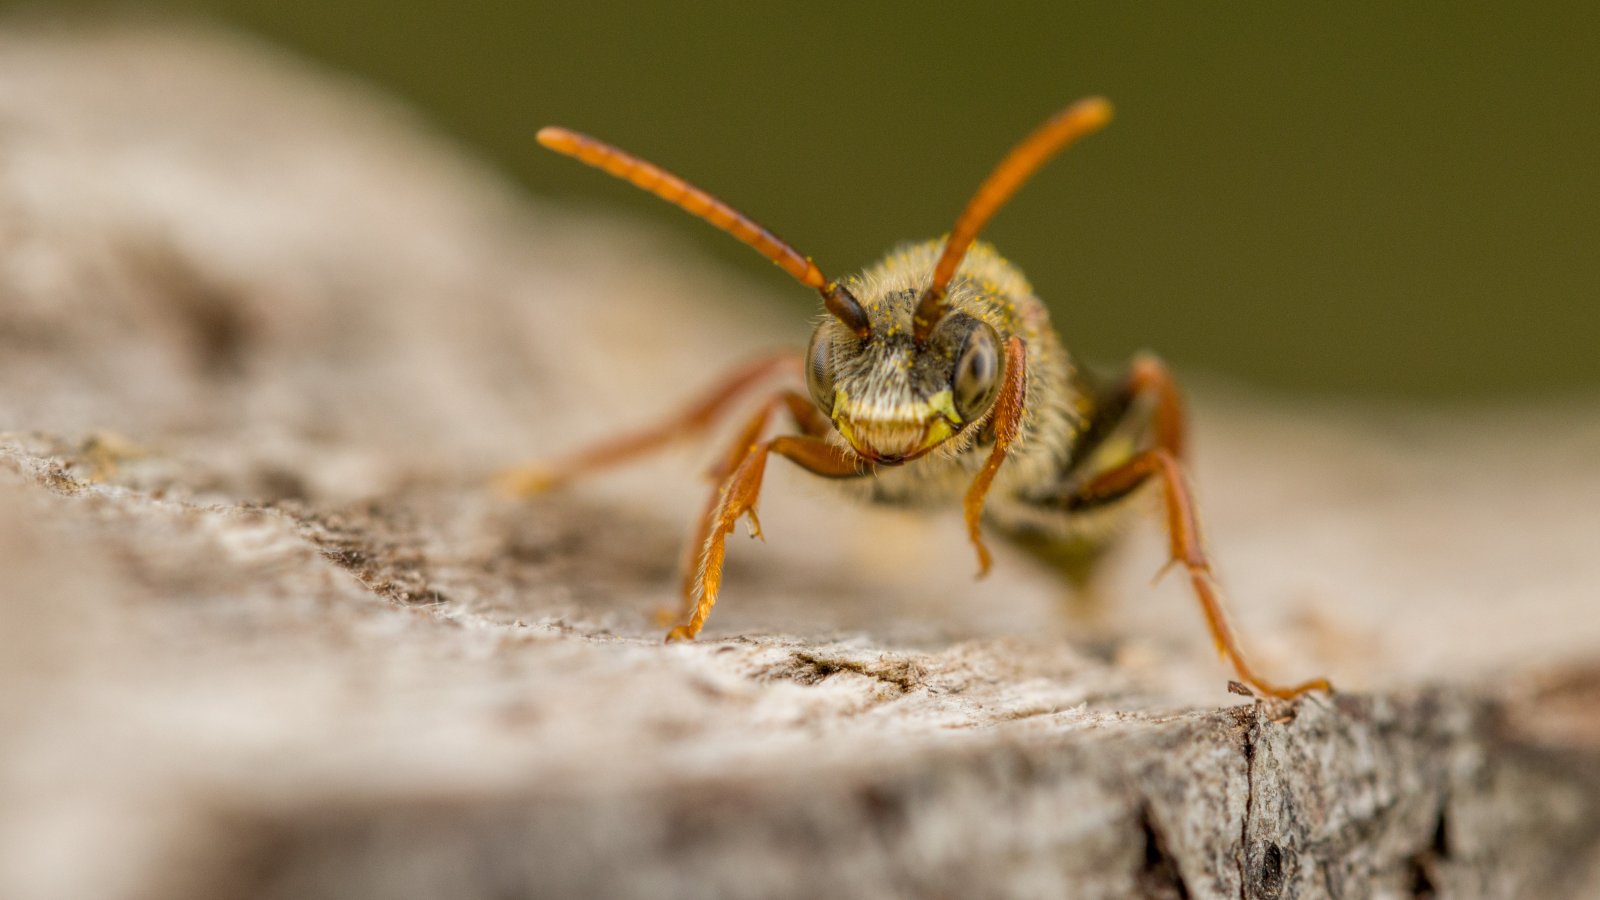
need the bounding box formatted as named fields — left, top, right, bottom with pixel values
left=2, top=21, right=1598, bottom=900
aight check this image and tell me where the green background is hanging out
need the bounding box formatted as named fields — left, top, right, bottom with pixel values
left=56, top=3, right=1600, bottom=399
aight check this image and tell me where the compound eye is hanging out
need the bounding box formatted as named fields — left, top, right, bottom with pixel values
left=952, top=322, right=1003, bottom=421
left=805, top=330, right=836, bottom=416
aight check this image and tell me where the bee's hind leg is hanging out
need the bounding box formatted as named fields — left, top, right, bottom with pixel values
left=495, top=350, right=800, bottom=496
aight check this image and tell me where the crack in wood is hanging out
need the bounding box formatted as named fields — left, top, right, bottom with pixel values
left=1240, top=709, right=1258, bottom=899
left=1138, top=803, right=1193, bottom=899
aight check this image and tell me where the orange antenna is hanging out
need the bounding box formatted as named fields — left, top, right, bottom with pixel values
left=538, top=127, right=870, bottom=337
left=912, top=97, right=1114, bottom=345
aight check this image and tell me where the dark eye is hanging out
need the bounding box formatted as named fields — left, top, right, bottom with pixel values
left=952, top=323, right=1002, bottom=421
left=805, top=330, right=836, bottom=415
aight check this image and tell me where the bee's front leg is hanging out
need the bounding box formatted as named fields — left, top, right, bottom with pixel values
left=496, top=350, right=800, bottom=495
left=669, top=390, right=831, bottom=614
left=961, top=335, right=1028, bottom=576
left=667, top=400, right=869, bottom=642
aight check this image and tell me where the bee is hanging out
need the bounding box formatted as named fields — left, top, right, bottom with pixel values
left=511, top=97, right=1331, bottom=699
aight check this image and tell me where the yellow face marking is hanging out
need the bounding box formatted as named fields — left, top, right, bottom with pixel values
left=915, top=418, right=956, bottom=454
left=833, top=412, right=859, bottom=448
left=924, top=389, right=960, bottom=426
left=831, top=388, right=964, bottom=461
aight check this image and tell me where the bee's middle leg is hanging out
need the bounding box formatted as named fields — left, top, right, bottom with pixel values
left=1029, top=355, right=1329, bottom=697
left=1064, top=448, right=1331, bottom=699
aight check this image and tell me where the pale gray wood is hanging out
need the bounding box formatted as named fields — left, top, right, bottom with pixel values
left=1, top=20, right=1597, bottom=900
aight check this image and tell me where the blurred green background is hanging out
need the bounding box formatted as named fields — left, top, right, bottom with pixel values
left=53, top=3, right=1600, bottom=399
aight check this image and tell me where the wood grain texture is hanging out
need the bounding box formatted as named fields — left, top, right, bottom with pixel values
left=1, top=20, right=1597, bottom=900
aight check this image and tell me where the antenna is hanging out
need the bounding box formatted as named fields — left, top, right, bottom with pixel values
left=538, top=127, right=870, bottom=336
left=912, top=97, right=1113, bottom=345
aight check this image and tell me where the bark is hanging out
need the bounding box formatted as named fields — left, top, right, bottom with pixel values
left=1, top=20, right=1597, bottom=900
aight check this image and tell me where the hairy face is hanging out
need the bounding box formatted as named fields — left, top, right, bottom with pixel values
left=806, top=289, right=1004, bottom=465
